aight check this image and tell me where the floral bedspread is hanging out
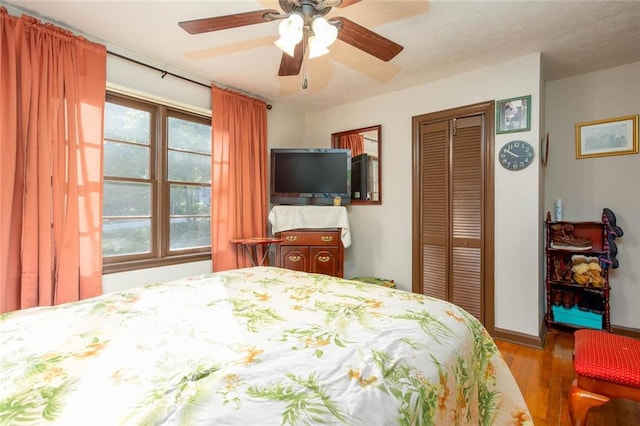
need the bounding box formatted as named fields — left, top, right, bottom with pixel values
left=0, top=267, right=531, bottom=425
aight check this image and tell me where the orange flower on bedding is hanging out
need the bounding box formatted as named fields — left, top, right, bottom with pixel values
left=254, top=292, right=271, bottom=302
left=224, top=374, right=241, bottom=391
left=438, top=372, right=450, bottom=411
left=364, top=299, right=382, bottom=309
left=305, top=336, right=329, bottom=348
left=122, top=293, right=140, bottom=303
left=112, top=368, right=139, bottom=384
left=347, top=368, right=377, bottom=387
left=511, top=407, right=532, bottom=425
left=348, top=368, right=360, bottom=380
left=74, top=339, right=107, bottom=358
left=42, top=367, right=65, bottom=384
left=484, top=361, right=496, bottom=382
left=242, top=347, right=264, bottom=365
left=446, top=310, right=464, bottom=322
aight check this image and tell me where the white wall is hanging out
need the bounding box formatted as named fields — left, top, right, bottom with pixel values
left=102, top=260, right=212, bottom=293
left=545, top=61, right=640, bottom=329
left=305, top=53, right=544, bottom=338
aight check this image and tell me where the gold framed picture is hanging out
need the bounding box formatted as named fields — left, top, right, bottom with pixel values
left=576, top=115, right=638, bottom=159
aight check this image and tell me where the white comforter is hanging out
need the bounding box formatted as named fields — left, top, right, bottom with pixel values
left=0, top=267, right=531, bottom=425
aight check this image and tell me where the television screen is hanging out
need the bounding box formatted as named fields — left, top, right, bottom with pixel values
left=270, top=148, right=351, bottom=205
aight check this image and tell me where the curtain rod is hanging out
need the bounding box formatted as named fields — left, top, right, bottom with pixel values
left=107, top=50, right=211, bottom=89
left=107, top=50, right=273, bottom=109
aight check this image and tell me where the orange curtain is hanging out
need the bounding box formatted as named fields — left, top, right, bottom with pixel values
left=0, top=8, right=106, bottom=313
left=340, top=133, right=365, bottom=157
left=211, top=86, right=268, bottom=271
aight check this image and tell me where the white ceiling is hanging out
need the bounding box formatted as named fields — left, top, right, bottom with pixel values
left=4, top=0, right=640, bottom=112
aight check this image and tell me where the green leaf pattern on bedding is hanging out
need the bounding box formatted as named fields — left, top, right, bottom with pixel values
left=248, top=372, right=347, bottom=425
left=0, top=267, right=532, bottom=425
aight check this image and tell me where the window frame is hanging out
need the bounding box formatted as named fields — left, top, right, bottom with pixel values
left=103, top=92, right=212, bottom=274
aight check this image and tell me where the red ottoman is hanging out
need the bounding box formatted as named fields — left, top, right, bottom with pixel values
left=569, top=329, right=640, bottom=425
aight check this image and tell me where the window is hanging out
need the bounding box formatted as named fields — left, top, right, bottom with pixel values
left=103, top=93, right=212, bottom=272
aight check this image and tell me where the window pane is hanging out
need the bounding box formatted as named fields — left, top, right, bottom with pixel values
left=103, top=218, right=151, bottom=256
left=104, top=141, right=149, bottom=178
left=170, top=217, right=211, bottom=250
left=170, top=185, right=211, bottom=215
left=104, top=102, right=150, bottom=145
left=168, top=116, right=211, bottom=154
left=168, top=151, right=211, bottom=183
left=103, top=181, right=151, bottom=216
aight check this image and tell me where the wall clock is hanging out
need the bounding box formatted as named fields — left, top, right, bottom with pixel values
left=498, top=140, right=534, bottom=170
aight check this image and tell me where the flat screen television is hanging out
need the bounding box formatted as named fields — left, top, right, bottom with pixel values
left=270, top=148, right=351, bottom=205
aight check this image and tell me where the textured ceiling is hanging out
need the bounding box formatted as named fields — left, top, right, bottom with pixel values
left=4, top=0, right=640, bottom=112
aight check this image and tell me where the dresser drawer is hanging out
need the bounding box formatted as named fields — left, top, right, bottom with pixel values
left=278, top=229, right=341, bottom=246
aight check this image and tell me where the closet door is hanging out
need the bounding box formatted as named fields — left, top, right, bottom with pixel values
left=419, top=120, right=449, bottom=302
left=417, top=115, right=484, bottom=322
left=450, top=116, right=483, bottom=321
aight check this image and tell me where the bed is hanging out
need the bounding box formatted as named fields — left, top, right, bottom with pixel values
left=1, top=266, right=531, bottom=425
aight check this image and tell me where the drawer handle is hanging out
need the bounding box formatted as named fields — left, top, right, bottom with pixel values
left=321, top=236, right=333, bottom=242
left=318, top=256, right=331, bottom=263
left=285, top=236, right=298, bottom=242
left=288, top=255, right=302, bottom=262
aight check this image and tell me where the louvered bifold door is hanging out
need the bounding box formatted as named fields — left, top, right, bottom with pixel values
left=420, top=121, right=449, bottom=301
left=450, top=116, right=483, bottom=321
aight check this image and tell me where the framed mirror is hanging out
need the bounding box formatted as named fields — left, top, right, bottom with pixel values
left=332, top=125, right=381, bottom=205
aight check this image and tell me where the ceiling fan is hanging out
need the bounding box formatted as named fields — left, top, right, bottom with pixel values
left=178, top=0, right=404, bottom=79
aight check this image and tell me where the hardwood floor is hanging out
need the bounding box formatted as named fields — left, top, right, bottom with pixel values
left=496, top=330, right=640, bottom=425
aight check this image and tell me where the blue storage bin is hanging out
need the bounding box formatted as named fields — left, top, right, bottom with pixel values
left=551, top=305, right=603, bottom=330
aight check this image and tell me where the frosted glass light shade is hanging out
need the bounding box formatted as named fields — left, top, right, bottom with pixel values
left=308, top=35, right=330, bottom=58
left=311, top=16, right=337, bottom=47
left=274, top=13, right=304, bottom=57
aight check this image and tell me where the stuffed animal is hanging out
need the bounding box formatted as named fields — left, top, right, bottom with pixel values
left=571, top=255, right=606, bottom=287
left=586, top=257, right=606, bottom=288
left=571, top=255, right=590, bottom=285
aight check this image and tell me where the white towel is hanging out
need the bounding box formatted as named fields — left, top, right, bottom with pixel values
left=268, top=205, right=351, bottom=248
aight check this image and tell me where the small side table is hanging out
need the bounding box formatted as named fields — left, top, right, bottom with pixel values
left=229, top=237, right=283, bottom=267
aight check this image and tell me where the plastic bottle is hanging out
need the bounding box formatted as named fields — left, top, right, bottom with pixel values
left=555, top=198, right=563, bottom=221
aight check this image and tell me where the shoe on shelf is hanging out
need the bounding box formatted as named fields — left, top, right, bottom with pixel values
left=562, top=290, right=574, bottom=309
left=589, top=292, right=605, bottom=315
left=578, top=291, right=591, bottom=311
left=551, top=289, right=563, bottom=306
left=550, top=224, right=592, bottom=250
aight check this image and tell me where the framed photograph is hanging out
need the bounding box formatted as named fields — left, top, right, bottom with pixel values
left=576, top=115, right=639, bottom=159
left=496, top=95, right=531, bottom=134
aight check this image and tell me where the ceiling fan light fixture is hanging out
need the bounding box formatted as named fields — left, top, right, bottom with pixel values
left=308, top=35, right=330, bottom=58
left=274, top=37, right=298, bottom=57
left=274, top=13, right=304, bottom=56
left=311, top=16, right=338, bottom=47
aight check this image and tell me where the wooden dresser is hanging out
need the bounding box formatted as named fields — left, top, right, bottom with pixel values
left=275, top=228, right=344, bottom=278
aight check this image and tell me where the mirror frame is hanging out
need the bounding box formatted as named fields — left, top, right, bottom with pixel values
left=332, top=124, right=382, bottom=205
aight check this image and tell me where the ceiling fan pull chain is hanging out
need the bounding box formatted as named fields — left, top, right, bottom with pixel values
left=302, top=29, right=309, bottom=89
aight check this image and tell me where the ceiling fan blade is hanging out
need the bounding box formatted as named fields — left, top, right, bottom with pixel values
left=336, top=0, right=362, bottom=7
left=179, top=9, right=278, bottom=34
left=334, top=17, right=403, bottom=62
left=278, top=42, right=304, bottom=76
